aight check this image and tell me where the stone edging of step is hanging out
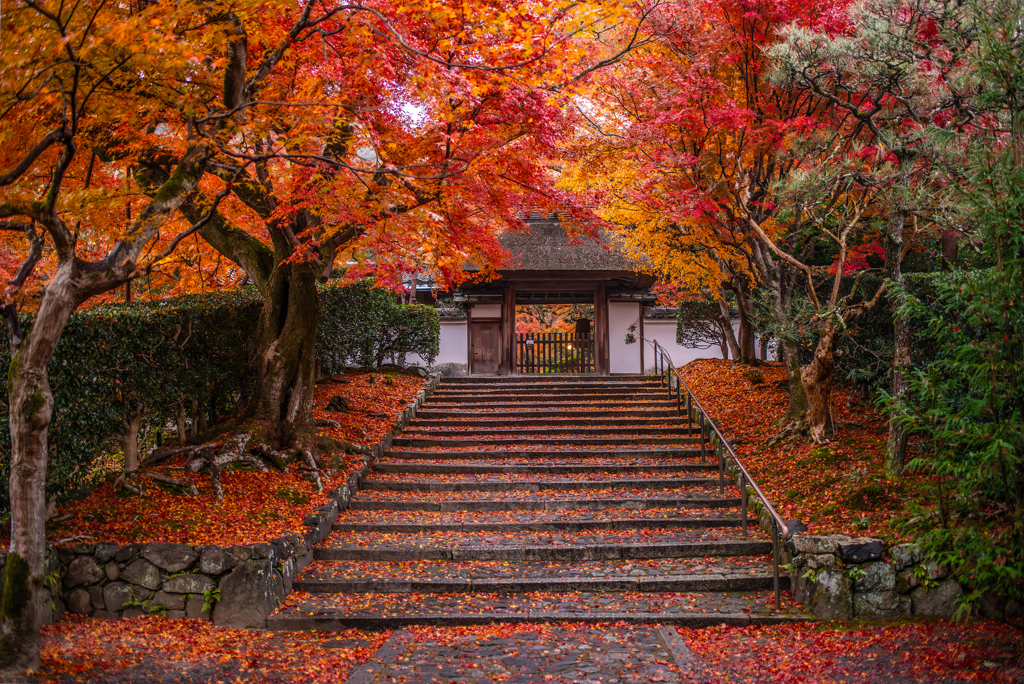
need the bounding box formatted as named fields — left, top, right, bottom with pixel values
left=29, top=372, right=443, bottom=630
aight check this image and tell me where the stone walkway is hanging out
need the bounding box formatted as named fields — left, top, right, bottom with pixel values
left=347, top=624, right=696, bottom=684
left=270, top=375, right=803, bottom=629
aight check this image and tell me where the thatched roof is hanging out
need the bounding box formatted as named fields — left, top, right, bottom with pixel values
left=497, top=218, right=637, bottom=272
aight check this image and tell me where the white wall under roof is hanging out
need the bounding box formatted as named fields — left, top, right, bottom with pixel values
left=407, top=320, right=467, bottom=367
left=609, top=302, right=642, bottom=373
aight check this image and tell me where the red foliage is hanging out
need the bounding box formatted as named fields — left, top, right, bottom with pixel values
left=679, top=621, right=1024, bottom=683
left=36, top=615, right=388, bottom=683
left=39, top=372, right=425, bottom=547
left=678, top=359, right=929, bottom=539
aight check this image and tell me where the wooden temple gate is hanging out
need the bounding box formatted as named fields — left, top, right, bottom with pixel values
left=516, top=332, right=594, bottom=374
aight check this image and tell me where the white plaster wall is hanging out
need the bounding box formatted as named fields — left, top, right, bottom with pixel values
left=471, top=304, right=501, bottom=319
left=407, top=319, right=467, bottom=367
left=643, top=319, right=728, bottom=369
left=609, top=302, right=642, bottom=374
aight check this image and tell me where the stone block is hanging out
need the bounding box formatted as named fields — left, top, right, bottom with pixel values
left=890, top=543, right=922, bottom=571
left=93, top=610, right=119, bottom=620
left=250, top=543, right=274, bottom=561
left=911, top=580, right=963, bottom=618
left=122, top=607, right=146, bottom=619
left=67, top=588, right=93, bottom=614
left=140, top=543, right=198, bottom=573
left=807, top=568, right=853, bottom=621
left=186, top=596, right=211, bottom=620
left=807, top=554, right=836, bottom=570
left=854, top=591, right=912, bottom=621
left=151, top=591, right=186, bottom=611
left=895, top=569, right=920, bottom=594
left=198, top=545, right=228, bottom=575
left=792, top=535, right=850, bottom=555
left=853, top=561, right=896, bottom=593
left=785, top=520, right=809, bottom=536
left=838, top=538, right=884, bottom=564
left=58, top=546, right=76, bottom=566
left=95, top=542, right=119, bottom=563
left=228, top=545, right=253, bottom=562
left=165, top=610, right=187, bottom=619
left=163, top=573, right=216, bottom=595
left=922, top=562, right=949, bottom=581
left=121, top=559, right=162, bottom=591
left=103, top=582, right=141, bottom=612
left=105, top=563, right=119, bottom=581
left=64, top=556, right=105, bottom=588
left=212, top=560, right=285, bottom=628
left=115, top=544, right=141, bottom=563
left=88, top=585, right=106, bottom=611
left=71, top=542, right=97, bottom=555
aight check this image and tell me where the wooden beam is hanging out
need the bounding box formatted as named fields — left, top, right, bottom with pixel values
left=594, top=283, right=609, bottom=376
left=501, top=285, right=515, bottom=376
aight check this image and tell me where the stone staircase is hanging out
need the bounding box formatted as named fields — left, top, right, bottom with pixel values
left=269, top=375, right=799, bottom=628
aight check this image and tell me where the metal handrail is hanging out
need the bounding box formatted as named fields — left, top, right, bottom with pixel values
left=644, top=338, right=789, bottom=610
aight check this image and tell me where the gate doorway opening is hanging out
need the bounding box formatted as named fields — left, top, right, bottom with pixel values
left=515, top=299, right=594, bottom=374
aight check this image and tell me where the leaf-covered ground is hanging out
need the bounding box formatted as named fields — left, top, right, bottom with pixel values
left=678, top=359, right=926, bottom=539
left=32, top=617, right=1024, bottom=683
left=41, top=371, right=425, bottom=547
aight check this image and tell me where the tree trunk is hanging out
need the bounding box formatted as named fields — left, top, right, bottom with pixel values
left=246, top=262, right=319, bottom=446
left=2, top=267, right=80, bottom=671
left=885, top=200, right=911, bottom=479
left=734, top=281, right=757, bottom=364
left=781, top=337, right=809, bottom=421
left=801, top=329, right=837, bottom=444
left=120, top=405, right=145, bottom=472
left=715, top=290, right=741, bottom=360
left=176, top=402, right=187, bottom=444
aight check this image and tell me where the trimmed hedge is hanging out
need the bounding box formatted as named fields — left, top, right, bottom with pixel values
left=1, top=282, right=439, bottom=512
left=317, top=281, right=439, bottom=373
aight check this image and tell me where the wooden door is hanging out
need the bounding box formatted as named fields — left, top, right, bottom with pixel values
left=471, top=321, right=501, bottom=375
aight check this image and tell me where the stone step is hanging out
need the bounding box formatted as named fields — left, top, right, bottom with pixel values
left=382, top=448, right=705, bottom=460
left=409, top=417, right=693, bottom=428
left=361, top=477, right=721, bottom=492
left=296, top=556, right=775, bottom=585
left=295, top=572, right=779, bottom=595
left=400, top=426, right=698, bottom=437
left=315, top=534, right=772, bottom=561
left=373, top=461, right=716, bottom=475
left=332, top=507, right=746, bottom=527
left=434, top=384, right=661, bottom=394
left=424, top=394, right=676, bottom=405
left=442, top=375, right=654, bottom=384
left=413, top=409, right=682, bottom=419
left=349, top=495, right=740, bottom=512
left=332, top=516, right=754, bottom=533
left=269, top=590, right=803, bottom=629
left=392, top=436, right=698, bottom=448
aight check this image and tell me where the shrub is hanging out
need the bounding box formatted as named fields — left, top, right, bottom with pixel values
left=1, top=281, right=439, bottom=511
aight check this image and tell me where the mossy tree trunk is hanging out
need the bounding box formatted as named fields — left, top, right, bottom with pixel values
left=801, top=328, right=837, bottom=444
left=3, top=266, right=80, bottom=670
left=246, top=262, right=319, bottom=446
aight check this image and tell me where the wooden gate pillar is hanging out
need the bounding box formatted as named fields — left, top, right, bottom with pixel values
left=594, top=283, right=609, bottom=376
left=501, top=286, right=515, bottom=376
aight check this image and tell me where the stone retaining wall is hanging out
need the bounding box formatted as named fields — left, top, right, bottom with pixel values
left=20, top=372, right=442, bottom=629
left=713, top=438, right=965, bottom=622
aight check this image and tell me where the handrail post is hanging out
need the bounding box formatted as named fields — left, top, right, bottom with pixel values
left=675, top=382, right=681, bottom=416
left=685, top=394, right=692, bottom=433
left=739, top=472, right=748, bottom=537
left=698, top=413, right=706, bottom=461
left=717, top=442, right=724, bottom=496
left=772, top=520, right=781, bottom=611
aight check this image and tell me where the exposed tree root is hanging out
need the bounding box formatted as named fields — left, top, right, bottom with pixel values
left=302, top=449, right=323, bottom=492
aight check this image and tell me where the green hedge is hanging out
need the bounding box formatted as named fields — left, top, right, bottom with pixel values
left=1, top=282, right=440, bottom=512
left=317, top=281, right=439, bottom=373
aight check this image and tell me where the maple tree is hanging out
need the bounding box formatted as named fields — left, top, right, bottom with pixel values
left=560, top=0, right=853, bottom=425
left=0, top=0, right=661, bottom=668
left=768, top=0, right=980, bottom=468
